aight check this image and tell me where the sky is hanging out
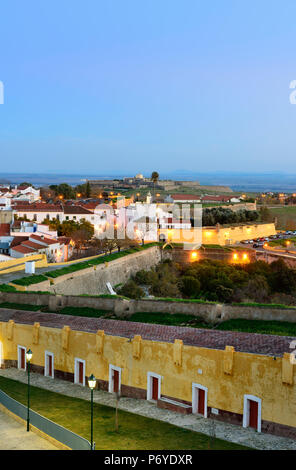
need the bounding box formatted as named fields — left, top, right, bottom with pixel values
left=1, top=0, right=296, bottom=176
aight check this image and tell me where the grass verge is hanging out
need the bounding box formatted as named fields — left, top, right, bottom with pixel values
left=0, top=376, right=249, bottom=450
left=216, top=319, right=296, bottom=336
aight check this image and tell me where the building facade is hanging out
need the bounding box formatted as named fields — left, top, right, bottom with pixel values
left=0, top=312, right=295, bottom=439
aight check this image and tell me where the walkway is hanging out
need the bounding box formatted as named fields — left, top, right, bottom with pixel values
left=0, top=408, right=58, bottom=450
left=1, top=368, right=295, bottom=450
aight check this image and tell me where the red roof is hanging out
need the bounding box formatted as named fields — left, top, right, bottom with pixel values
left=170, top=194, right=201, bottom=200
left=22, top=240, right=47, bottom=250
left=14, top=203, right=63, bottom=212
left=10, top=236, right=29, bottom=248
left=11, top=245, right=37, bottom=254
left=63, top=205, right=93, bottom=215
left=201, top=195, right=231, bottom=202
left=30, top=234, right=58, bottom=245
left=57, top=236, right=72, bottom=245
left=0, top=224, right=10, bottom=236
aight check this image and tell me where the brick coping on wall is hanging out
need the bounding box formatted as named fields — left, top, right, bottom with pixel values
left=0, top=308, right=295, bottom=357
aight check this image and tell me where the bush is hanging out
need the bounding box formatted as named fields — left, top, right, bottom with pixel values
left=150, top=279, right=181, bottom=298
left=179, top=276, right=201, bottom=297
left=118, top=281, right=145, bottom=299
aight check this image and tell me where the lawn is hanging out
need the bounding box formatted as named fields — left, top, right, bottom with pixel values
left=0, top=302, right=112, bottom=318
left=0, top=302, right=43, bottom=312
left=56, top=306, right=111, bottom=317
left=269, top=206, right=296, bottom=230
left=0, top=376, right=249, bottom=450
left=126, top=312, right=209, bottom=328
left=216, top=318, right=296, bottom=336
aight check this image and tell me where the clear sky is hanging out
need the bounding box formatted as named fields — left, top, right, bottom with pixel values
left=1, top=0, right=296, bottom=175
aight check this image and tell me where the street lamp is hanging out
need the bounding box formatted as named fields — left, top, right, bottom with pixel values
left=26, top=349, right=33, bottom=432
left=88, top=374, right=97, bottom=450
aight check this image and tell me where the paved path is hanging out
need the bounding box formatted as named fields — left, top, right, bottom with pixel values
left=0, top=408, right=58, bottom=450
left=1, top=368, right=295, bottom=450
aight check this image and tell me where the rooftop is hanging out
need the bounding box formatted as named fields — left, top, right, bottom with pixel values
left=0, top=309, right=294, bottom=357
left=170, top=194, right=201, bottom=200
left=10, top=245, right=37, bottom=254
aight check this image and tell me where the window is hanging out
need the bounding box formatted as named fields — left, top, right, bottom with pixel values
left=147, top=372, right=161, bottom=401
left=17, top=345, right=26, bottom=371
left=44, top=351, right=54, bottom=378
left=108, top=365, right=122, bottom=393
left=66, top=216, right=69, bottom=220
left=74, top=358, right=85, bottom=386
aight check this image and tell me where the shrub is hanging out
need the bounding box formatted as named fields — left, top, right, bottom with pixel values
left=118, top=281, right=145, bottom=299
left=179, top=276, right=201, bottom=297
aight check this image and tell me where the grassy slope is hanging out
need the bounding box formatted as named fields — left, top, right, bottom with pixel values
left=269, top=206, right=296, bottom=229
left=0, top=376, right=248, bottom=450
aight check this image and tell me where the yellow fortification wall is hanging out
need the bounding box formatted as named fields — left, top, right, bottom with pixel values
left=158, top=223, right=276, bottom=246
left=0, top=320, right=295, bottom=433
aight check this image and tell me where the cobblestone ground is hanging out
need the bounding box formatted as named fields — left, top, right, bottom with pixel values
left=1, top=368, right=295, bottom=451
left=0, top=408, right=58, bottom=450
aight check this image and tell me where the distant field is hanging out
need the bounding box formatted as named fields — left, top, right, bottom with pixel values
left=269, top=206, right=296, bottom=229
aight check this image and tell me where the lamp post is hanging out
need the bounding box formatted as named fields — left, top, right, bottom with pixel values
left=88, top=374, right=96, bottom=450
left=26, top=349, right=33, bottom=432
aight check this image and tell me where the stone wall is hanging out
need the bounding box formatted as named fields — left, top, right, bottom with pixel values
left=43, top=246, right=162, bottom=296
left=1, top=290, right=296, bottom=324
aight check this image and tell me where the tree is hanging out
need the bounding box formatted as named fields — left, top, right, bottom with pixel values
left=50, top=183, right=75, bottom=200
left=259, top=206, right=273, bottom=223
left=180, top=276, right=201, bottom=297
left=71, top=229, right=89, bottom=252
left=86, top=181, right=91, bottom=198
left=79, top=219, right=94, bottom=239
left=118, top=281, right=145, bottom=299
left=151, top=171, right=159, bottom=199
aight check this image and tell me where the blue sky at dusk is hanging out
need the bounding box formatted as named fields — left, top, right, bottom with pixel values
left=1, top=0, right=296, bottom=175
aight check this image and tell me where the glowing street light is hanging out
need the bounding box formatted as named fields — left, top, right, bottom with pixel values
left=242, top=253, right=249, bottom=263
left=191, top=251, right=198, bottom=260
left=26, top=349, right=33, bottom=432
left=88, top=374, right=97, bottom=450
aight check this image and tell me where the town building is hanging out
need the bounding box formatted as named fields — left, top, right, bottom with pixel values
left=0, top=311, right=295, bottom=439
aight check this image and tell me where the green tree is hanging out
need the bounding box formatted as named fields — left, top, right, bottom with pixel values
left=151, top=171, right=159, bottom=199
left=118, top=281, right=145, bottom=299
left=180, top=276, right=201, bottom=297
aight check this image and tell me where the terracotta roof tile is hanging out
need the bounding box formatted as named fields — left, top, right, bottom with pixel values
left=10, top=245, right=37, bottom=254
left=0, top=310, right=294, bottom=357
left=0, top=224, right=11, bottom=236
left=10, top=236, right=29, bottom=248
